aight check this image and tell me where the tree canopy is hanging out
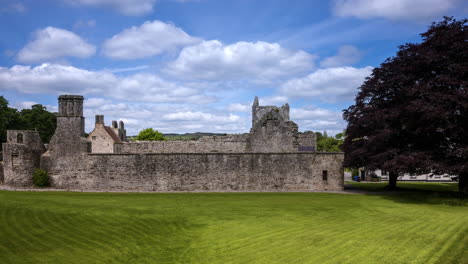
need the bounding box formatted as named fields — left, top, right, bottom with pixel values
left=343, top=17, right=467, bottom=193
left=315, top=131, right=344, bottom=152
left=0, top=97, right=57, bottom=144
left=134, top=128, right=167, bottom=141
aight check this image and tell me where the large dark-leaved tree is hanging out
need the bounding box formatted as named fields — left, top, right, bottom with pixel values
left=343, top=17, right=467, bottom=193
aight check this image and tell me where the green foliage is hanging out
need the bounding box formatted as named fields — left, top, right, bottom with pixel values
left=134, top=128, right=166, bottom=141
left=0, top=96, right=57, bottom=143
left=0, top=96, right=21, bottom=143
left=32, top=169, right=49, bottom=187
left=0, top=187, right=466, bottom=263
left=19, top=104, right=57, bottom=143
left=316, top=131, right=344, bottom=152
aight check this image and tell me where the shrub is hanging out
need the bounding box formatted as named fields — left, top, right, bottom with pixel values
left=134, top=128, right=166, bottom=141
left=33, top=169, right=49, bottom=187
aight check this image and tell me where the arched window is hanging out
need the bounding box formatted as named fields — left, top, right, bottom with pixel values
left=17, top=133, right=23, bottom=144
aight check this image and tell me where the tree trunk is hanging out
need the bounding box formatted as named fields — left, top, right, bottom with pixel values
left=387, top=171, right=398, bottom=190
left=459, top=171, right=468, bottom=196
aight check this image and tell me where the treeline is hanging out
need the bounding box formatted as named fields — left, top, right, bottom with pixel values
left=0, top=96, right=56, bottom=144
left=314, top=131, right=344, bottom=152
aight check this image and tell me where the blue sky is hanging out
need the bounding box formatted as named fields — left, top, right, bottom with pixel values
left=0, top=0, right=467, bottom=135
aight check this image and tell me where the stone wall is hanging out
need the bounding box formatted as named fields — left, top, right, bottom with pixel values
left=49, top=152, right=344, bottom=192
left=121, top=134, right=249, bottom=154
left=0, top=162, right=4, bottom=183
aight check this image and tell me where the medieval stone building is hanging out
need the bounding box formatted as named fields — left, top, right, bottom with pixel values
left=2, top=95, right=344, bottom=192
left=88, top=115, right=126, bottom=153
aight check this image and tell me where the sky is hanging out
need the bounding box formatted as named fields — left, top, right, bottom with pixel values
left=0, top=0, right=467, bottom=136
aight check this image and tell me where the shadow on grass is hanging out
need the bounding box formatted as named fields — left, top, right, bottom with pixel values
left=345, top=182, right=467, bottom=206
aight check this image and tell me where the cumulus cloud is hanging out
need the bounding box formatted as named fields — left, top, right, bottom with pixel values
left=280, top=66, right=373, bottom=102
left=102, top=20, right=199, bottom=59
left=165, top=40, right=315, bottom=83
left=291, top=107, right=341, bottom=120
left=333, top=0, right=459, bottom=20
left=82, top=101, right=249, bottom=135
left=0, top=63, right=214, bottom=104
left=162, top=111, right=240, bottom=123
left=291, top=106, right=346, bottom=135
left=13, top=101, right=38, bottom=110
left=16, top=27, right=95, bottom=63
left=227, top=103, right=250, bottom=112
left=64, top=0, right=157, bottom=16
left=320, top=45, right=363, bottom=67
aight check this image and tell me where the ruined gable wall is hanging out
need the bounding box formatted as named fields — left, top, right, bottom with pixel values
left=3, top=130, right=45, bottom=186
left=51, top=152, right=343, bottom=192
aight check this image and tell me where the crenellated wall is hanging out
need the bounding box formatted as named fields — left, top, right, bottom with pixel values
left=49, top=152, right=344, bottom=192
left=121, top=134, right=250, bottom=154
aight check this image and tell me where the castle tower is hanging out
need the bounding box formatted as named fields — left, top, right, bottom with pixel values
left=2, top=130, right=45, bottom=186
left=57, top=95, right=85, bottom=136
left=47, top=95, right=90, bottom=156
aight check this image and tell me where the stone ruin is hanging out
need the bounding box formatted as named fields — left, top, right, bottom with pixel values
left=2, top=95, right=344, bottom=192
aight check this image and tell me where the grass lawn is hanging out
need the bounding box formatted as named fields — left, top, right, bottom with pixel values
left=0, top=183, right=466, bottom=264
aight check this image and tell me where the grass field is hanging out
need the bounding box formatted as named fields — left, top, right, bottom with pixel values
left=0, top=183, right=467, bottom=264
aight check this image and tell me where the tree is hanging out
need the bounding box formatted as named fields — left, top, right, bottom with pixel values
left=19, top=104, right=57, bottom=143
left=316, top=131, right=344, bottom=152
left=0, top=96, right=21, bottom=143
left=134, top=128, right=166, bottom=141
left=343, top=17, right=467, bottom=193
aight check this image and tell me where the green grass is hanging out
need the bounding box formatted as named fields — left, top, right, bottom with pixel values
left=0, top=184, right=467, bottom=264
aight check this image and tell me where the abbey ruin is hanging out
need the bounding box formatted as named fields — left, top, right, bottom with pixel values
left=2, top=95, right=344, bottom=192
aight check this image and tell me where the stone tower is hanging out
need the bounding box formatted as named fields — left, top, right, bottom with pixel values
left=47, top=95, right=90, bottom=157
left=2, top=130, right=45, bottom=186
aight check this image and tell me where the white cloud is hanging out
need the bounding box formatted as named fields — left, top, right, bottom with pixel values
left=83, top=102, right=249, bottom=135
left=259, top=96, right=289, bottom=106
left=0, top=63, right=214, bottom=104
left=280, top=66, right=373, bottom=102
left=162, top=111, right=240, bottom=123
left=290, top=106, right=346, bottom=135
left=13, top=101, right=38, bottom=110
left=291, top=107, right=341, bottom=120
left=333, top=0, right=459, bottom=20
left=64, top=0, right=157, bottom=16
left=227, top=103, right=250, bottom=112
left=102, top=20, right=199, bottom=59
left=16, top=27, right=95, bottom=63
left=165, top=40, right=315, bottom=83
left=320, top=45, right=362, bottom=67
